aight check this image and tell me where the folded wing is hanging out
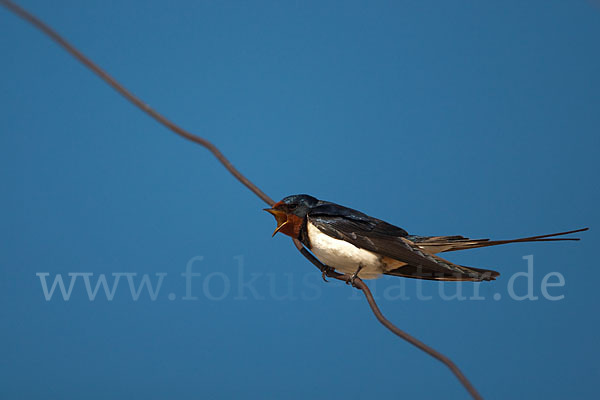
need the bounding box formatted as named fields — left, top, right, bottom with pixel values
left=308, top=204, right=497, bottom=281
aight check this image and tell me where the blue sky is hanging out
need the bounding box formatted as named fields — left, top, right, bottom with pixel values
left=1, top=1, right=598, bottom=399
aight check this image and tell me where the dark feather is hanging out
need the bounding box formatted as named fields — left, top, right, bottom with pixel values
left=307, top=203, right=468, bottom=276
left=385, top=252, right=500, bottom=281
left=301, top=200, right=585, bottom=282
left=310, top=202, right=409, bottom=237
left=408, top=227, right=589, bottom=253
left=385, top=264, right=499, bottom=281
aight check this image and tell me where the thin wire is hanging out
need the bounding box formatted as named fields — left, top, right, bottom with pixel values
left=0, top=1, right=483, bottom=399
left=293, top=239, right=483, bottom=400
left=0, top=0, right=275, bottom=207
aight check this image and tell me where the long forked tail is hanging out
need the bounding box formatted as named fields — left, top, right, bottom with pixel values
left=410, top=228, right=589, bottom=254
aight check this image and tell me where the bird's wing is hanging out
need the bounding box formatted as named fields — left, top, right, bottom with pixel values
left=384, top=252, right=499, bottom=281
left=307, top=204, right=474, bottom=277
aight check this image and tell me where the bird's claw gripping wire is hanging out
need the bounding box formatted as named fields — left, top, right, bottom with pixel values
left=346, top=264, right=364, bottom=287
left=321, top=265, right=335, bottom=282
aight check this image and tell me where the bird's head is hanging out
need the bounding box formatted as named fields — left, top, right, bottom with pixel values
left=264, top=194, right=319, bottom=237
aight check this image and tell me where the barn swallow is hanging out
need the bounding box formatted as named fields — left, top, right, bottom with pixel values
left=265, top=194, right=587, bottom=282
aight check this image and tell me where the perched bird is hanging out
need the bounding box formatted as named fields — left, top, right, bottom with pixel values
left=265, top=194, right=587, bottom=282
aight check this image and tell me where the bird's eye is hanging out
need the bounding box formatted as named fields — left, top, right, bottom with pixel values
left=288, top=204, right=297, bottom=210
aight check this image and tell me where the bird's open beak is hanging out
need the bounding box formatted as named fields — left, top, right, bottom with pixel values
left=264, top=208, right=289, bottom=237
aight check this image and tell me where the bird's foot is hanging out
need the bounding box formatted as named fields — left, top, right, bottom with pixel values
left=346, top=265, right=364, bottom=287
left=347, top=273, right=359, bottom=287
left=321, top=266, right=335, bottom=282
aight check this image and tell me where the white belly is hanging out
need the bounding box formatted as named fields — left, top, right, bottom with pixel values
left=307, top=222, right=385, bottom=279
